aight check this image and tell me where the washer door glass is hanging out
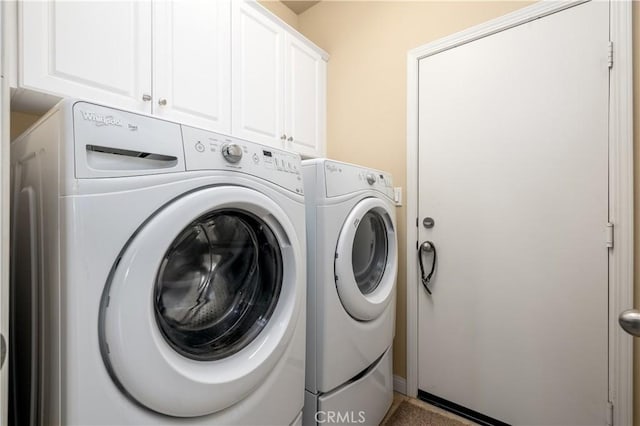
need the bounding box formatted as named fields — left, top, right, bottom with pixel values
left=154, top=209, right=282, bottom=361
left=352, top=211, right=388, bottom=295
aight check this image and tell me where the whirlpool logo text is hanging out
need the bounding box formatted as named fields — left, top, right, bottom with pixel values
left=81, top=110, right=123, bottom=127
left=315, top=411, right=366, bottom=424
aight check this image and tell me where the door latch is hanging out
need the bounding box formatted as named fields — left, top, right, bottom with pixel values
left=418, top=241, right=437, bottom=294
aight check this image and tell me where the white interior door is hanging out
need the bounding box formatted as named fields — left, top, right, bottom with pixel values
left=417, top=2, right=610, bottom=425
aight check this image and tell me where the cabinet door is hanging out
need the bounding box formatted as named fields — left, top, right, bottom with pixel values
left=284, top=35, right=326, bottom=157
left=20, top=1, right=152, bottom=112
left=153, top=0, right=231, bottom=133
left=231, top=1, right=284, bottom=147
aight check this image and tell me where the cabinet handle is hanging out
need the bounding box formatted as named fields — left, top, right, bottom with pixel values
left=287, top=136, right=293, bottom=142
left=142, top=94, right=152, bottom=102
left=280, top=134, right=287, bottom=140
left=158, top=98, right=168, bottom=106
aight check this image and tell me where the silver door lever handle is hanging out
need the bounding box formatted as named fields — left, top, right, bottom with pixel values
left=618, top=309, right=640, bottom=337
left=0, top=333, right=5, bottom=369
left=418, top=241, right=437, bottom=295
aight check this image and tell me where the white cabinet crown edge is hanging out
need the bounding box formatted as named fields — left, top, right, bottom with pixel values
left=245, top=0, right=329, bottom=61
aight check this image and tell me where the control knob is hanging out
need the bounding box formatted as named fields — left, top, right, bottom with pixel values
left=221, top=143, right=243, bottom=163
left=366, top=173, right=376, bottom=185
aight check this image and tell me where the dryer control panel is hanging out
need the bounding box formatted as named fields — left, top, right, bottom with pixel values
left=182, top=126, right=304, bottom=195
left=323, top=160, right=394, bottom=200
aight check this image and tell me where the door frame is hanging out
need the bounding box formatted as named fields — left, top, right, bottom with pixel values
left=405, top=1, right=634, bottom=424
left=0, top=1, right=9, bottom=424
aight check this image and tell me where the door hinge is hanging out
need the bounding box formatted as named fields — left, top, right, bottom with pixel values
left=607, top=41, right=613, bottom=69
left=606, top=401, right=614, bottom=426
left=606, top=222, right=614, bottom=248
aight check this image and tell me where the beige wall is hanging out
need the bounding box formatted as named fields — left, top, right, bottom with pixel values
left=292, top=2, right=639, bottom=423
left=230, top=0, right=639, bottom=421
left=10, top=111, right=41, bottom=141
left=258, top=0, right=300, bottom=30
left=295, top=0, right=533, bottom=379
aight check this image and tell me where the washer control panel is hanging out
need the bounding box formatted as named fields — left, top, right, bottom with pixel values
left=323, top=160, right=394, bottom=199
left=182, top=126, right=303, bottom=194
left=221, top=143, right=243, bottom=163
left=365, top=172, right=377, bottom=185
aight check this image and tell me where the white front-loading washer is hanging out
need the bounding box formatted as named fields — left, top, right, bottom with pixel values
left=9, top=100, right=306, bottom=425
left=301, top=159, right=397, bottom=426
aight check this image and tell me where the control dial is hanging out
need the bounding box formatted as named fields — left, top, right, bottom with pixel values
left=221, top=143, right=243, bottom=163
left=366, top=173, right=376, bottom=185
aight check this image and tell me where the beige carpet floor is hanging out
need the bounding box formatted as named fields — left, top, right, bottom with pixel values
left=381, top=394, right=477, bottom=426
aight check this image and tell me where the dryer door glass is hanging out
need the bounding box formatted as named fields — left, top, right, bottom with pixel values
left=352, top=210, right=388, bottom=295
left=154, top=209, right=283, bottom=361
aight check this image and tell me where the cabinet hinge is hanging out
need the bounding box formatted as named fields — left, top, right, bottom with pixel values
left=607, top=41, right=613, bottom=69
left=606, top=401, right=614, bottom=426
left=416, top=217, right=419, bottom=228
left=606, top=222, right=614, bottom=248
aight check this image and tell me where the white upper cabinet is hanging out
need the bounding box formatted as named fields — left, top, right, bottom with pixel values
left=232, top=1, right=327, bottom=157
left=20, top=1, right=153, bottom=112
left=153, top=1, right=231, bottom=133
left=231, top=2, right=285, bottom=146
left=284, top=35, right=326, bottom=157
left=19, top=0, right=232, bottom=133
left=16, top=0, right=327, bottom=156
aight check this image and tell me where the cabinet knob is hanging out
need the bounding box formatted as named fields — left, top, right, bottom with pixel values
left=287, top=136, right=293, bottom=142
left=158, top=98, right=168, bottom=106
left=142, top=94, right=152, bottom=102
left=280, top=134, right=287, bottom=140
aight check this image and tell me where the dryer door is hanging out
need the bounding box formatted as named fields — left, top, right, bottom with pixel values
left=100, top=186, right=303, bottom=417
left=334, top=197, right=397, bottom=321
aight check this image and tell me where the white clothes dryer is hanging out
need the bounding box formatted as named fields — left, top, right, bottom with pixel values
left=9, top=100, right=306, bottom=425
left=301, top=159, right=397, bottom=426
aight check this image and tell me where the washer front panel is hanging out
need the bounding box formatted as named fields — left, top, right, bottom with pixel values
left=334, top=197, right=397, bottom=321
left=100, top=186, right=302, bottom=417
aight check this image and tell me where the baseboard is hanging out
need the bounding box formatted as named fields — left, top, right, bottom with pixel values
left=418, top=390, right=510, bottom=426
left=393, top=375, right=407, bottom=395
